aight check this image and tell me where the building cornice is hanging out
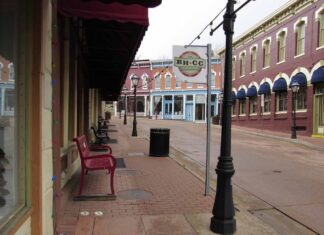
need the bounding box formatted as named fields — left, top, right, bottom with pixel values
left=218, top=0, right=317, bottom=55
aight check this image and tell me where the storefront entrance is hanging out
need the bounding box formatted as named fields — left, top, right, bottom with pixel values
left=313, top=84, right=324, bottom=137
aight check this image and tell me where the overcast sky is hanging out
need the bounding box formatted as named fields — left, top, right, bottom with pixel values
left=136, top=0, right=292, bottom=60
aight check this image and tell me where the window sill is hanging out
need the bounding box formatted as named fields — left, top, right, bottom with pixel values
left=316, top=45, right=324, bottom=50
left=250, top=71, right=256, bottom=75
left=262, top=66, right=270, bottom=70
left=239, top=75, right=246, bottom=78
left=294, top=53, right=305, bottom=58
left=275, top=111, right=287, bottom=114
left=296, top=109, right=307, bottom=113
left=276, top=60, right=285, bottom=65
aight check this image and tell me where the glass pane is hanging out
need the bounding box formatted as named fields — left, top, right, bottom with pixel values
left=0, top=0, right=26, bottom=227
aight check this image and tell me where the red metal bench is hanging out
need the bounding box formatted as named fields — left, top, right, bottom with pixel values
left=73, top=135, right=116, bottom=196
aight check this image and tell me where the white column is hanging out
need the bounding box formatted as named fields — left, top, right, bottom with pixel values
left=183, top=94, right=186, bottom=120
left=171, top=94, right=174, bottom=119
left=193, top=94, right=196, bottom=122
left=144, top=95, right=147, bottom=116
left=161, top=95, right=164, bottom=119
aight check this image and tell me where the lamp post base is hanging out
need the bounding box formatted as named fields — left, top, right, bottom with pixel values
left=210, top=217, right=236, bottom=234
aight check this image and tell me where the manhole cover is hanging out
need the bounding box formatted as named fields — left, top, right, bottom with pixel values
left=117, top=189, right=153, bottom=200
left=116, top=170, right=142, bottom=176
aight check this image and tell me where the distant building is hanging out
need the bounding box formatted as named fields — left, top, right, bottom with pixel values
left=218, top=0, right=324, bottom=138
left=117, top=58, right=223, bottom=123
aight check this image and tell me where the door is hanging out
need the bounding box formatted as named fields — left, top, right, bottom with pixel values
left=314, top=93, right=324, bottom=136
left=185, top=103, right=193, bottom=121
left=164, top=100, right=172, bottom=119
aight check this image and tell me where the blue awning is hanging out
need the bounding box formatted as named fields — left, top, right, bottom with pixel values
left=290, top=73, right=307, bottom=87
left=231, top=91, right=236, bottom=100
left=258, top=82, right=271, bottom=95
left=247, top=86, right=257, bottom=97
left=237, top=89, right=246, bottom=100
left=272, top=78, right=287, bottom=92
left=311, top=66, right=324, bottom=84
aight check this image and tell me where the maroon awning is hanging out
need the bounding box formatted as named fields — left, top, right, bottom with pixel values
left=80, top=0, right=162, bottom=8
left=58, top=0, right=149, bottom=25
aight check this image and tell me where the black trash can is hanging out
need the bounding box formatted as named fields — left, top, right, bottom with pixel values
left=149, top=128, right=170, bottom=157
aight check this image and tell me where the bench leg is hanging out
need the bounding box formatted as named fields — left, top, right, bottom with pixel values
left=79, top=169, right=85, bottom=195
left=110, top=168, right=115, bottom=195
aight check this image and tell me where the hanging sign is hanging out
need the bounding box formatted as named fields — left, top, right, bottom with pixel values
left=173, top=45, right=207, bottom=83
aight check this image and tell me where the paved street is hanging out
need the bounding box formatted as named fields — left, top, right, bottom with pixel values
left=135, top=117, right=324, bottom=234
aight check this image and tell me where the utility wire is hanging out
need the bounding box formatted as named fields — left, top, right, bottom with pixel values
left=210, top=0, right=256, bottom=36
left=187, top=6, right=226, bottom=46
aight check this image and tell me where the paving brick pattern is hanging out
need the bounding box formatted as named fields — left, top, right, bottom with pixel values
left=56, top=121, right=215, bottom=235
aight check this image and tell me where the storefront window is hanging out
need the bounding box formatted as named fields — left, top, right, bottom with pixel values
left=239, top=99, right=246, bottom=115
left=249, top=96, right=258, bottom=114
left=262, top=94, right=271, bottom=113
left=174, top=96, right=183, bottom=115
left=275, top=91, right=287, bottom=112
left=153, top=96, right=162, bottom=115
left=0, top=0, right=27, bottom=230
left=195, top=95, right=205, bottom=121
left=296, top=86, right=307, bottom=110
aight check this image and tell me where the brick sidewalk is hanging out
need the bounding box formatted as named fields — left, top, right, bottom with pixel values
left=57, top=121, right=216, bottom=235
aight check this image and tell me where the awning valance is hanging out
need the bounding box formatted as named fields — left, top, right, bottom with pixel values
left=247, top=86, right=257, bottom=97
left=272, top=78, right=287, bottom=92
left=80, top=0, right=162, bottom=8
left=258, top=82, right=271, bottom=95
left=290, top=73, right=307, bottom=87
left=237, top=89, right=246, bottom=100
left=58, top=0, right=149, bottom=25
left=311, top=67, right=324, bottom=84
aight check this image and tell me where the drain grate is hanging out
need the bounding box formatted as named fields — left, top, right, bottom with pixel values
left=117, top=189, right=153, bottom=200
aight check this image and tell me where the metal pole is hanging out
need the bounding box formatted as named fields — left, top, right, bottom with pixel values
left=291, top=92, right=297, bottom=139
left=132, top=86, right=138, bottom=136
left=205, top=43, right=212, bottom=196
left=210, top=0, right=236, bottom=234
left=124, top=92, right=127, bottom=125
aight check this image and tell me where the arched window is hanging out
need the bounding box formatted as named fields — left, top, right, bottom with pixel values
left=175, top=75, right=181, bottom=88
left=211, top=72, right=216, bottom=87
left=319, top=10, right=324, bottom=47
left=8, top=63, right=14, bottom=80
left=155, top=74, right=161, bottom=89
left=142, top=74, right=148, bottom=89
left=250, top=46, right=257, bottom=72
left=239, top=52, right=246, bottom=77
left=295, top=20, right=306, bottom=56
left=277, top=31, right=286, bottom=63
left=263, top=39, right=271, bottom=68
left=165, top=74, right=171, bottom=89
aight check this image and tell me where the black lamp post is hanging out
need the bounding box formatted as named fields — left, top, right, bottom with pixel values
left=131, top=74, right=140, bottom=136
left=210, top=0, right=236, bottom=234
left=123, top=87, right=127, bottom=125
left=291, top=81, right=300, bottom=139
left=218, top=92, right=224, bottom=125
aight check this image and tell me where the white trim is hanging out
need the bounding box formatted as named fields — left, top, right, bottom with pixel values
left=248, top=81, right=259, bottom=90
left=274, top=73, right=289, bottom=85
left=262, top=37, right=272, bottom=46
left=294, top=53, right=305, bottom=58
left=276, top=27, right=288, bottom=41
left=315, top=5, right=324, bottom=21
left=293, top=16, right=308, bottom=32
left=276, top=60, right=285, bottom=65
left=238, top=84, right=248, bottom=92
left=262, top=66, right=270, bottom=70
left=260, top=77, right=273, bottom=90
left=296, top=109, right=307, bottom=113
left=290, top=67, right=311, bottom=82
left=249, top=44, right=258, bottom=53
left=311, top=60, right=324, bottom=76
left=275, top=111, right=288, bottom=114
left=316, top=45, right=324, bottom=50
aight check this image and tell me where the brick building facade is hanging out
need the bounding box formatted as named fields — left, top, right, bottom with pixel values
left=218, top=0, right=324, bottom=137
